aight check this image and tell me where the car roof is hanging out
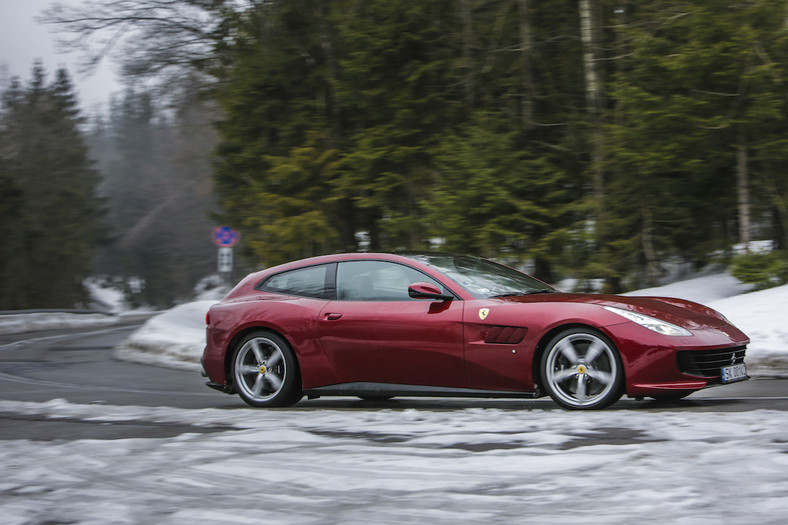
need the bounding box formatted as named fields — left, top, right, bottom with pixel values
left=264, top=252, right=461, bottom=272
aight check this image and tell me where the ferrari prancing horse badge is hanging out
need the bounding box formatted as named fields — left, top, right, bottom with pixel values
left=478, top=308, right=490, bottom=320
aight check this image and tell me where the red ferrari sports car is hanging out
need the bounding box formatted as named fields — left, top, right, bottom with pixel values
left=201, top=252, right=749, bottom=409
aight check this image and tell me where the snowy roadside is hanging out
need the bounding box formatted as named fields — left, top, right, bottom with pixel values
left=112, top=301, right=214, bottom=372
left=0, top=311, right=120, bottom=335
left=114, top=272, right=787, bottom=376
left=0, top=311, right=158, bottom=336
left=1, top=273, right=786, bottom=375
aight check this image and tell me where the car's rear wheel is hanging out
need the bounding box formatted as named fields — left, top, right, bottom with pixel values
left=232, top=331, right=302, bottom=407
left=541, top=328, right=623, bottom=410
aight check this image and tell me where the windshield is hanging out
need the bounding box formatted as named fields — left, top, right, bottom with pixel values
left=403, top=254, right=555, bottom=299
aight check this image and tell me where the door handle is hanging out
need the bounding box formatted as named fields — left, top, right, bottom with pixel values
left=324, top=313, right=343, bottom=321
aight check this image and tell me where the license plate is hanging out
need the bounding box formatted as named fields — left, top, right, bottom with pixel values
left=721, top=363, right=747, bottom=383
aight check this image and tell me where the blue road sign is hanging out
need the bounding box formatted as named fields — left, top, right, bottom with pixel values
left=212, top=226, right=240, bottom=247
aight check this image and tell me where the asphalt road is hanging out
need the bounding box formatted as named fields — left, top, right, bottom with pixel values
left=0, top=324, right=786, bottom=440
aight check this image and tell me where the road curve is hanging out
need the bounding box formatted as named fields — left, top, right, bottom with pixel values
left=0, top=324, right=786, bottom=441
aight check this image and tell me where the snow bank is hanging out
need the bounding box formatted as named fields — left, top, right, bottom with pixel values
left=115, top=272, right=786, bottom=377
left=0, top=312, right=119, bottom=335
left=113, top=301, right=214, bottom=372
left=625, top=272, right=752, bottom=303
left=710, top=285, right=788, bottom=375
left=3, top=272, right=784, bottom=376
left=628, top=275, right=788, bottom=375
left=84, top=278, right=129, bottom=314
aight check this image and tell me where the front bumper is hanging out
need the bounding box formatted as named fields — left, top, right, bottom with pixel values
left=608, top=322, right=750, bottom=398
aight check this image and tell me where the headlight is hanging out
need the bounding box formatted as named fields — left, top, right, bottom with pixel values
left=604, top=306, right=692, bottom=337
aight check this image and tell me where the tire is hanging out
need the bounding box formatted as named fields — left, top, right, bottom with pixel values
left=541, top=328, right=624, bottom=410
left=232, top=331, right=302, bottom=407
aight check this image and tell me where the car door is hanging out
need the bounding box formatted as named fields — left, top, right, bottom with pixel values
left=317, top=260, right=466, bottom=388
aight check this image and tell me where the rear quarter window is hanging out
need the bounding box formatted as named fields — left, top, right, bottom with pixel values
left=257, top=264, right=331, bottom=299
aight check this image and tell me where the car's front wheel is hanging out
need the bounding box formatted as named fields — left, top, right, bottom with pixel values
left=541, top=328, right=623, bottom=410
left=232, top=331, right=302, bottom=407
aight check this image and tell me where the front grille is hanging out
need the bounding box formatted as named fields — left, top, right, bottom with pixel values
left=677, top=346, right=746, bottom=379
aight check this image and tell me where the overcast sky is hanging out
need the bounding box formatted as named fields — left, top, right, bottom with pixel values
left=0, top=0, right=122, bottom=115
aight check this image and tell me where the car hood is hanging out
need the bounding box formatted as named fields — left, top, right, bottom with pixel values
left=496, top=293, right=730, bottom=331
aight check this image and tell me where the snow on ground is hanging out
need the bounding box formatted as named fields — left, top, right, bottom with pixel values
left=624, top=271, right=753, bottom=304
left=84, top=278, right=129, bottom=314
left=709, top=286, right=788, bottom=374
left=103, top=271, right=788, bottom=376
left=0, top=398, right=787, bottom=524
left=113, top=301, right=214, bottom=371
left=0, top=312, right=120, bottom=335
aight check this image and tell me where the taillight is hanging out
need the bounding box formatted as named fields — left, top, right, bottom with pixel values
left=205, top=311, right=211, bottom=326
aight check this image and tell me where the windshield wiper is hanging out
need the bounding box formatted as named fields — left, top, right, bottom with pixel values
left=524, top=288, right=556, bottom=295
left=490, top=289, right=555, bottom=298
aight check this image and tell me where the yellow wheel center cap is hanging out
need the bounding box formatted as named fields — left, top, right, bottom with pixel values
left=259, top=365, right=267, bottom=374
left=576, top=365, right=587, bottom=374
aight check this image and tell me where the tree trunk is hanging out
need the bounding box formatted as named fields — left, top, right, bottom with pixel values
left=641, top=204, right=659, bottom=286
left=765, top=175, right=788, bottom=251
left=578, top=0, right=606, bottom=213
left=518, top=0, right=534, bottom=131
left=737, top=132, right=751, bottom=252
left=461, top=0, right=474, bottom=111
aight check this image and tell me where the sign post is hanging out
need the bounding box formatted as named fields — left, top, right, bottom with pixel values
left=212, top=226, right=240, bottom=282
left=217, top=247, right=233, bottom=273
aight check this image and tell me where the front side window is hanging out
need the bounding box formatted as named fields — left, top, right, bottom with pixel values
left=404, top=254, right=554, bottom=299
left=337, top=261, right=446, bottom=301
left=259, top=264, right=330, bottom=299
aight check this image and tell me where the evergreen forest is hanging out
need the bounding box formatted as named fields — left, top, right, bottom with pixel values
left=3, top=0, right=788, bottom=309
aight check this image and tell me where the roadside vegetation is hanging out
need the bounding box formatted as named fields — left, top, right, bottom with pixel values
left=3, top=0, right=788, bottom=309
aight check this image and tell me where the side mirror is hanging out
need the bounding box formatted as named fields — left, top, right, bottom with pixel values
left=408, top=282, right=454, bottom=301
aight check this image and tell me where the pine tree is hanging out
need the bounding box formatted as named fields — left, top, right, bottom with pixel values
left=605, top=0, right=788, bottom=288
left=212, top=1, right=345, bottom=266
left=0, top=64, right=104, bottom=308
left=332, top=0, right=461, bottom=250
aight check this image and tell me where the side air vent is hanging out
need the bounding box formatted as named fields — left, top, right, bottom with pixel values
left=484, top=326, right=528, bottom=345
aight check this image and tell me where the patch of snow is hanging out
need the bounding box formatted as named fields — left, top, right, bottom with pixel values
left=113, top=301, right=215, bottom=371
left=193, top=275, right=231, bottom=302
left=733, top=239, right=774, bottom=254
left=709, top=285, right=788, bottom=375
left=624, top=272, right=752, bottom=304
left=0, top=399, right=787, bottom=524
left=84, top=278, right=128, bottom=313
left=0, top=312, right=119, bottom=335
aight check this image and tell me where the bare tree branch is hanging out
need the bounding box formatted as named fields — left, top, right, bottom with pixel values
left=38, top=0, right=226, bottom=94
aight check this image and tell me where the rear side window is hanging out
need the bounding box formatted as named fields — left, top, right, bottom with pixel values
left=258, top=264, right=331, bottom=299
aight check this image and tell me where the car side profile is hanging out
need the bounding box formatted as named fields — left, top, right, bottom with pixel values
left=201, top=253, right=749, bottom=410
